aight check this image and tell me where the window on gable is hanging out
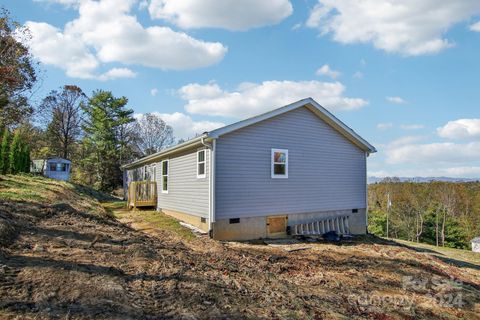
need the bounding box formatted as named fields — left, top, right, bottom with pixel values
left=271, top=149, right=288, bottom=178
left=161, top=160, right=169, bottom=193
left=197, top=150, right=206, bottom=178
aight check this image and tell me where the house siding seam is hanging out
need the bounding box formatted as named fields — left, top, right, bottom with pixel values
left=214, top=106, right=367, bottom=220
left=155, top=148, right=210, bottom=218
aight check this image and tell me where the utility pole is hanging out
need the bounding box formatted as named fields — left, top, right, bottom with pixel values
left=386, top=192, right=391, bottom=239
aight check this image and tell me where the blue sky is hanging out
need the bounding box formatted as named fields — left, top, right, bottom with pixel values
left=4, top=0, right=480, bottom=178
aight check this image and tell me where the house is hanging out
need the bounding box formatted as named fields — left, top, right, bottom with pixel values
left=472, top=237, right=480, bottom=253
left=122, top=98, right=376, bottom=240
left=31, top=157, right=71, bottom=181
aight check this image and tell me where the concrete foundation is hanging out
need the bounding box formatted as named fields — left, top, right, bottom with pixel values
left=213, top=208, right=367, bottom=241
left=161, top=209, right=209, bottom=232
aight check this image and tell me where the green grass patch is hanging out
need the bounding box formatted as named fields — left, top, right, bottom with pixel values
left=102, top=201, right=127, bottom=218
left=393, top=238, right=480, bottom=268
left=0, top=190, right=45, bottom=202
left=139, top=210, right=195, bottom=240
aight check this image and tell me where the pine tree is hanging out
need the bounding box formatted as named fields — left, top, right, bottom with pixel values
left=23, top=143, right=31, bottom=173
left=81, top=90, right=135, bottom=191
left=9, top=131, right=22, bottom=174
left=0, top=128, right=10, bottom=174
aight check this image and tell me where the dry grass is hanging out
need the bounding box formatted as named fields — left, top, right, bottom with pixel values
left=0, top=175, right=479, bottom=319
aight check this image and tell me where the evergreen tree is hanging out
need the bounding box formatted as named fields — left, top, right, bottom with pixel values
left=81, top=90, right=135, bottom=191
left=23, top=143, right=31, bottom=173
left=9, top=131, right=22, bottom=174
left=0, top=128, right=10, bottom=174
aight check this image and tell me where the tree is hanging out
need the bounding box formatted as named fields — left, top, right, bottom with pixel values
left=8, top=130, right=22, bottom=174
left=133, top=113, right=174, bottom=156
left=40, top=85, right=86, bottom=159
left=0, top=8, right=38, bottom=128
left=0, top=128, right=10, bottom=173
left=81, top=90, right=135, bottom=191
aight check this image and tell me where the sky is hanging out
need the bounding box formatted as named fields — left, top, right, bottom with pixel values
left=3, top=0, right=480, bottom=178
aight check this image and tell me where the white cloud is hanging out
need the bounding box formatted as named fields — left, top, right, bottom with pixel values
left=25, top=0, right=227, bottom=79
left=292, top=23, right=302, bottom=31
left=386, top=96, right=406, bottom=104
left=179, top=80, right=368, bottom=118
left=353, top=71, right=363, bottom=79
left=315, top=64, right=340, bottom=79
left=470, top=21, right=480, bottom=31
left=306, top=0, right=480, bottom=56
left=97, top=68, right=136, bottom=81
left=150, top=88, right=159, bottom=96
left=400, top=124, right=424, bottom=130
left=437, top=119, right=480, bottom=140
left=25, top=21, right=99, bottom=79
left=377, top=123, right=393, bottom=130
left=151, top=112, right=225, bottom=140
left=385, top=141, right=480, bottom=165
left=148, top=0, right=293, bottom=31
left=369, top=167, right=480, bottom=178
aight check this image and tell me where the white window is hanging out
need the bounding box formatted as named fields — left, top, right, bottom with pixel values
left=271, top=149, right=288, bottom=178
left=161, top=160, right=169, bottom=193
left=197, top=150, right=206, bottom=178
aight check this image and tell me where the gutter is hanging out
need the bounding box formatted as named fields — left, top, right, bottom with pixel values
left=121, top=134, right=208, bottom=170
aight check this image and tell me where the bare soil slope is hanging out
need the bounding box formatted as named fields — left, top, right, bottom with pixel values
left=1, top=175, right=479, bottom=319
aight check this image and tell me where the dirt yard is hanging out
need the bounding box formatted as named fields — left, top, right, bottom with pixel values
left=1, top=175, right=479, bottom=319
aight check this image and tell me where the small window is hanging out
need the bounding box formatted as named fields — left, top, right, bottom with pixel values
left=229, top=218, right=240, bottom=224
left=161, top=160, right=169, bottom=193
left=197, top=150, right=206, bottom=178
left=49, top=163, right=57, bottom=171
left=271, top=149, right=288, bottom=178
left=352, top=209, right=358, bottom=213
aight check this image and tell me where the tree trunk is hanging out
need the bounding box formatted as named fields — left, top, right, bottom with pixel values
left=435, top=211, right=439, bottom=247
left=441, top=209, right=447, bottom=247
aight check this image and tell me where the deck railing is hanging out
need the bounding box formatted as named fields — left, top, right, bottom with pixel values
left=128, top=181, right=157, bottom=209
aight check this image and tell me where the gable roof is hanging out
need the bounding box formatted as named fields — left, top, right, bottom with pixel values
left=209, top=97, right=376, bottom=153
left=122, top=97, right=376, bottom=170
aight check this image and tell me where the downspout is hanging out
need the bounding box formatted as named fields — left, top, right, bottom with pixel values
left=201, top=137, right=216, bottom=236
left=365, top=151, right=369, bottom=234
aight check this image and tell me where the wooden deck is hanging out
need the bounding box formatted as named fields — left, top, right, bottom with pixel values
left=128, top=181, right=157, bottom=209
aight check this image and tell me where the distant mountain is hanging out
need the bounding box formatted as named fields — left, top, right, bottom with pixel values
left=368, top=176, right=480, bottom=184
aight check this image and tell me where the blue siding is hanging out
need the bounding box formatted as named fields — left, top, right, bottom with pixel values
left=156, top=148, right=210, bottom=218
left=215, top=107, right=366, bottom=219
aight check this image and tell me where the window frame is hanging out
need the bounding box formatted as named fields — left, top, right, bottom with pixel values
left=271, top=148, right=288, bottom=179
left=161, top=159, right=169, bottom=194
left=196, top=149, right=206, bottom=179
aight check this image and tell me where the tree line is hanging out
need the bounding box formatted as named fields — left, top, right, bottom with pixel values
left=368, top=179, right=480, bottom=249
left=1, top=9, right=175, bottom=191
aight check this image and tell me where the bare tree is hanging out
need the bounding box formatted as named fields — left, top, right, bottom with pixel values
left=39, top=85, right=86, bottom=159
left=133, top=113, right=174, bottom=156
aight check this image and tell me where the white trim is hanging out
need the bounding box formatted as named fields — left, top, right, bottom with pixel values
left=208, top=98, right=376, bottom=153
left=271, top=148, right=288, bottom=179
left=197, top=149, right=207, bottom=179
left=210, top=140, right=216, bottom=225
left=161, top=159, right=169, bottom=194
left=122, top=134, right=207, bottom=170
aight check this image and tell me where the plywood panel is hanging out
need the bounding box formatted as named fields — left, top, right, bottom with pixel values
left=267, top=216, right=287, bottom=238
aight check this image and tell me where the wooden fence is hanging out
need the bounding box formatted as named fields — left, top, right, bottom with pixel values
left=128, top=181, right=157, bottom=209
